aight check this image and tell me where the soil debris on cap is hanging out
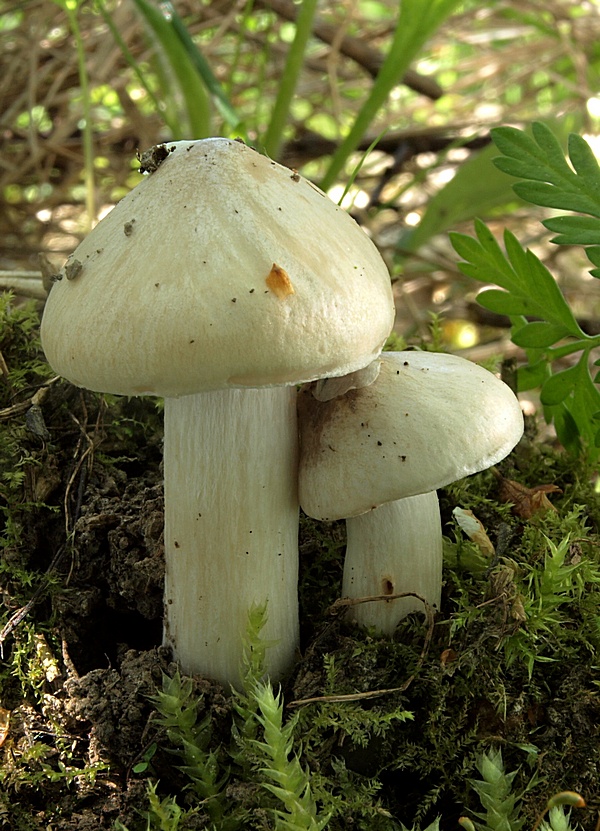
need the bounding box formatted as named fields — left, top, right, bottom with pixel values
left=137, top=143, right=174, bottom=174
left=65, top=259, right=83, bottom=281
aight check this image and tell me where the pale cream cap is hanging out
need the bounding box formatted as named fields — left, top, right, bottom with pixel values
left=41, top=138, right=395, bottom=397
left=299, top=351, right=524, bottom=520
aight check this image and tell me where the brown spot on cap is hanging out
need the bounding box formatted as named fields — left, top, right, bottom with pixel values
left=265, top=263, right=295, bottom=299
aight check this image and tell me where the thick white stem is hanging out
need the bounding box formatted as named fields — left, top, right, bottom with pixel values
left=163, top=387, right=299, bottom=687
left=342, top=491, right=442, bottom=634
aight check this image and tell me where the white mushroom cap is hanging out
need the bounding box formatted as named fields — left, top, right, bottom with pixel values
left=40, top=138, right=394, bottom=397
left=298, top=351, right=524, bottom=520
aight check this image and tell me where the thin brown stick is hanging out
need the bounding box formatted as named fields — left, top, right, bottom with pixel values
left=287, top=592, right=435, bottom=707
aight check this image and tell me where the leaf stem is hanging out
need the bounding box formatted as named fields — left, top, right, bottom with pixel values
left=548, top=336, right=600, bottom=362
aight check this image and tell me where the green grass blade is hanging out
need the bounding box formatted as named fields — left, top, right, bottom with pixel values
left=52, top=0, right=95, bottom=229
left=96, top=0, right=177, bottom=135
left=161, top=0, right=241, bottom=132
left=262, top=0, right=319, bottom=159
left=320, top=0, right=462, bottom=190
left=132, top=0, right=212, bottom=138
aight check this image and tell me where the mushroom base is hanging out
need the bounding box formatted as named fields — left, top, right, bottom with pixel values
left=163, top=387, right=299, bottom=686
left=342, top=491, right=442, bottom=633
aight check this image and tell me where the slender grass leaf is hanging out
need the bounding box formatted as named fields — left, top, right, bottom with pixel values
left=540, top=367, right=578, bottom=406
left=320, top=0, right=462, bottom=189
left=511, top=321, right=571, bottom=348
left=338, top=129, right=388, bottom=206
left=132, top=0, right=211, bottom=138
left=96, top=0, right=176, bottom=133
left=543, top=215, right=600, bottom=245
left=161, top=0, right=241, bottom=131
left=262, top=0, right=319, bottom=159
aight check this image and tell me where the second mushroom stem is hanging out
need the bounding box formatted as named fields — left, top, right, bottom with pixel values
left=343, top=491, right=442, bottom=634
left=162, top=387, right=300, bottom=687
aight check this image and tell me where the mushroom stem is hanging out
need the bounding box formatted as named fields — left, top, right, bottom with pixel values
left=342, top=491, right=442, bottom=634
left=163, top=387, right=299, bottom=687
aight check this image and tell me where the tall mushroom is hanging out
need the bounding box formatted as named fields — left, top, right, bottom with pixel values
left=298, top=351, right=523, bottom=633
left=40, top=138, right=394, bottom=685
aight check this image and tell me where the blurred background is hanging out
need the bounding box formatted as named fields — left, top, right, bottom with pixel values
left=2, top=0, right=600, bottom=358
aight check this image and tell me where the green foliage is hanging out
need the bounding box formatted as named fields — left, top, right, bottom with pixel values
left=150, top=672, right=231, bottom=826
left=0, top=294, right=53, bottom=400
left=320, top=0, right=463, bottom=189
left=128, top=0, right=213, bottom=139
left=450, top=122, right=600, bottom=459
left=539, top=808, right=575, bottom=831
left=449, top=497, right=600, bottom=679
left=463, top=750, right=584, bottom=831
left=404, top=142, right=524, bottom=254
left=252, top=681, right=330, bottom=831
left=124, top=606, right=423, bottom=830
left=99, top=0, right=464, bottom=184
left=499, top=533, right=600, bottom=678
left=262, top=0, right=319, bottom=158
left=114, top=781, right=199, bottom=831
left=467, top=749, right=525, bottom=831
left=126, top=605, right=330, bottom=830
left=49, top=0, right=95, bottom=229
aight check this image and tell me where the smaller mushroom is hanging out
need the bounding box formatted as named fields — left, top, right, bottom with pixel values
left=298, top=351, right=524, bottom=633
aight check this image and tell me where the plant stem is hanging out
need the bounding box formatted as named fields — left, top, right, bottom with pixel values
left=320, top=0, right=461, bottom=190
left=262, top=0, right=319, bottom=159
left=549, top=336, right=600, bottom=361
left=63, top=2, right=96, bottom=230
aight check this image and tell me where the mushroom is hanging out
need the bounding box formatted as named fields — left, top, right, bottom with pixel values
left=40, top=138, right=395, bottom=685
left=298, top=351, right=524, bottom=633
